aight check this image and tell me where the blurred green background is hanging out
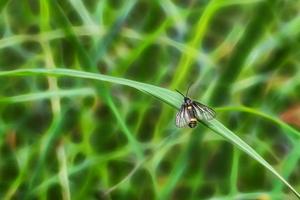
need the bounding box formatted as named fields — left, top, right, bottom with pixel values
left=1, top=0, right=300, bottom=199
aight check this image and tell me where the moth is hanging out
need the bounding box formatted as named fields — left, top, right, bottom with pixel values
left=175, top=89, right=216, bottom=128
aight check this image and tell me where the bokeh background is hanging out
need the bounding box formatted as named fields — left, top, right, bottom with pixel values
left=1, top=0, right=300, bottom=199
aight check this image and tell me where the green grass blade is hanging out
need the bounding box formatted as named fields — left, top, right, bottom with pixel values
left=0, top=68, right=299, bottom=198
left=0, top=68, right=182, bottom=108
left=202, top=119, right=300, bottom=199
left=217, top=106, right=300, bottom=138
left=0, top=88, right=95, bottom=104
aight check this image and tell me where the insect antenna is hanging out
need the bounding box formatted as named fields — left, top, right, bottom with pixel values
left=175, top=89, right=186, bottom=97
left=185, top=83, right=193, bottom=96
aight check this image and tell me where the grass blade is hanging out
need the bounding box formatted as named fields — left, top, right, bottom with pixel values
left=0, top=88, right=95, bottom=104
left=203, top=119, right=300, bottom=199
left=0, top=68, right=299, bottom=198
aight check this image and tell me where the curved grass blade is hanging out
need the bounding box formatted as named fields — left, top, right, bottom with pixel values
left=217, top=106, right=300, bottom=138
left=0, top=68, right=299, bottom=198
left=0, top=68, right=182, bottom=108
left=202, top=119, right=300, bottom=199
left=0, top=88, right=95, bottom=104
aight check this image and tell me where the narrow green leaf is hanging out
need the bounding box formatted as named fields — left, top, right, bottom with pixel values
left=203, top=119, right=300, bottom=199
left=0, top=88, right=95, bottom=104
left=0, top=68, right=299, bottom=198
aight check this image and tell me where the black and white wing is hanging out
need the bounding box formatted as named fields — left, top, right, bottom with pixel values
left=175, top=105, right=191, bottom=128
left=192, top=101, right=215, bottom=121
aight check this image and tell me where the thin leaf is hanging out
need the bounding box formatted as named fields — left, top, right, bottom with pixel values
left=0, top=88, right=95, bottom=104
left=0, top=68, right=299, bottom=198
left=203, top=119, right=300, bottom=199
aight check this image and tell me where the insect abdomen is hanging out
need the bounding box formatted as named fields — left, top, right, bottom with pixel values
left=188, top=118, right=197, bottom=128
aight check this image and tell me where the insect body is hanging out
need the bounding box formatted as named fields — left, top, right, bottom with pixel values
left=175, top=89, right=216, bottom=128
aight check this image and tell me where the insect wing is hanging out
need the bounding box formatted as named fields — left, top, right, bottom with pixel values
left=192, top=101, right=215, bottom=121
left=175, top=105, right=191, bottom=127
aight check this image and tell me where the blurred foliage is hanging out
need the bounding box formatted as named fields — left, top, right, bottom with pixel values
left=1, top=0, right=300, bottom=200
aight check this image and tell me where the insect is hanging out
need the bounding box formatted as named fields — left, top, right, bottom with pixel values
left=175, top=88, right=216, bottom=128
